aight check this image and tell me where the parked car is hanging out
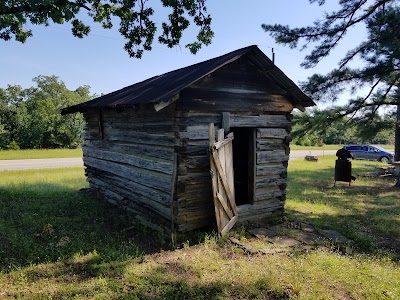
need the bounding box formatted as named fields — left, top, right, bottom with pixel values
left=342, top=145, right=394, bottom=163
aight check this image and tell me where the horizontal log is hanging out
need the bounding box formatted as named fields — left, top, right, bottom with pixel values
left=256, top=164, right=287, bottom=176
left=180, top=155, right=210, bottom=169
left=179, top=130, right=209, bottom=140
left=84, top=157, right=172, bottom=193
left=179, top=144, right=208, bottom=156
left=175, top=197, right=213, bottom=209
left=188, top=63, right=288, bottom=95
left=177, top=114, right=221, bottom=127
left=177, top=182, right=212, bottom=196
left=84, top=139, right=175, bottom=161
left=103, top=121, right=182, bottom=134
left=237, top=199, right=284, bottom=217
left=83, top=147, right=174, bottom=175
left=176, top=219, right=213, bottom=232
left=181, top=91, right=294, bottom=113
left=256, top=140, right=285, bottom=151
left=178, top=172, right=210, bottom=184
left=237, top=208, right=284, bottom=222
left=256, top=150, right=289, bottom=164
left=100, top=128, right=181, bottom=146
left=254, top=188, right=285, bottom=202
left=255, top=176, right=287, bottom=189
left=100, top=104, right=177, bottom=120
left=87, top=176, right=172, bottom=221
left=230, top=114, right=291, bottom=128
left=182, top=139, right=210, bottom=149
left=257, top=128, right=289, bottom=139
left=175, top=211, right=214, bottom=224
left=89, top=184, right=173, bottom=235
left=86, top=169, right=171, bottom=205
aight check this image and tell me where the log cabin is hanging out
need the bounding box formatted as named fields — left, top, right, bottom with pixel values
left=62, top=45, right=315, bottom=235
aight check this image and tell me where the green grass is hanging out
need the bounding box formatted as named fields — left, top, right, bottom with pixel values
left=287, top=155, right=400, bottom=251
left=0, top=161, right=399, bottom=299
left=0, top=148, right=82, bottom=160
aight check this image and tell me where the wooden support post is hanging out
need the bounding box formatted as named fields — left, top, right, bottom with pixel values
left=222, top=112, right=230, bottom=134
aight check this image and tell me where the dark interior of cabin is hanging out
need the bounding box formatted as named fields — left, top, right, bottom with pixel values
left=231, top=127, right=253, bottom=206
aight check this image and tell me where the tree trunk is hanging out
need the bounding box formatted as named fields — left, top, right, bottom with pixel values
left=395, top=92, right=400, bottom=161
left=394, top=88, right=400, bottom=186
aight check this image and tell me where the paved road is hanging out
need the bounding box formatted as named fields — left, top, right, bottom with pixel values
left=0, top=150, right=338, bottom=171
left=0, top=158, right=83, bottom=170
left=289, top=150, right=337, bottom=160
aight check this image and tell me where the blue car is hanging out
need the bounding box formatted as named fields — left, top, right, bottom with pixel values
left=342, top=145, right=394, bottom=163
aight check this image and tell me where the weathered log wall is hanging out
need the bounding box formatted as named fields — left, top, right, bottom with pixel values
left=81, top=58, right=294, bottom=234
left=176, top=60, right=293, bottom=231
left=238, top=125, right=290, bottom=222
left=82, top=104, right=179, bottom=234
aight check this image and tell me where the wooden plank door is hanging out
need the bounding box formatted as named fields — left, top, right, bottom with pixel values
left=209, top=123, right=238, bottom=235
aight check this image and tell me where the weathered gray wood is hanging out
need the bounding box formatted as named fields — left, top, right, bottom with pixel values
left=89, top=180, right=172, bottom=234
left=77, top=54, right=302, bottom=234
left=87, top=176, right=172, bottom=220
left=180, top=124, right=210, bottom=140
left=237, top=199, right=284, bottom=217
left=84, top=147, right=174, bottom=175
left=256, top=164, right=287, bottom=176
left=188, top=62, right=288, bottom=95
left=222, top=112, right=230, bottom=133
left=230, top=114, right=291, bottom=128
left=98, top=109, right=104, bottom=139
left=178, top=173, right=210, bottom=185
left=103, top=121, right=182, bottom=134
left=257, top=128, right=289, bottom=139
left=254, top=188, right=285, bottom=202
left=169, top=152, right=178, bottom=242
left=256, top=139, right=285, bottom=151
left=84, top=157, right=172, bottom=193
left=180, top=155, right=209, bottom=170
left=182, top=91, right=294, bottom=113
left=103, top=129, right=180, bottom=146
left=180, top=144, right=208, bottom=156
left=101, top=103, right=177, bottom=120
left=176, top=209, right=214, bottom=223
left=255, top=177, right=287, bottom=189
left=86, top=169, right=171, bottom=205
left=256, top=150, right=289, bottom=163
left=84, top=139, right=175, bottom=161
left=176, top=112, right=220, bottom=127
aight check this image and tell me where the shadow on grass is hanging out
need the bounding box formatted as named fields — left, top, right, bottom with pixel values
left=0, top=181, right=167, bottom=272
left=16, top=257, right=293, bottom=300
left=287, top=164, right=400, bottom=254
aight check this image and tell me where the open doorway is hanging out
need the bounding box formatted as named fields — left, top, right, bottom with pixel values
left=231, top=127, right=255, bottom=206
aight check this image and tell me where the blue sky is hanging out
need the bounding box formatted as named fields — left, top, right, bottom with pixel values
left=0, top=0, right=363, bottom=106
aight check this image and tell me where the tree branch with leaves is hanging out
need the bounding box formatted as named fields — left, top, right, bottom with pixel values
left=0, top=0, right=213, bottom=58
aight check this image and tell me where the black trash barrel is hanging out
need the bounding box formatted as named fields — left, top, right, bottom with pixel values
left=335, top=159, right=352, bottom=183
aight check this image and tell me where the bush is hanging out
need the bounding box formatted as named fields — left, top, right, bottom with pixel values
left=7, top=141, right=20, bottom=150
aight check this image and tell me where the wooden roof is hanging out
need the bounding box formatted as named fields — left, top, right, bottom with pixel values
left=62, top=45, right=315, bottom=115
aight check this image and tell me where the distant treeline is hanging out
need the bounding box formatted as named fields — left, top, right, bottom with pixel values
left=292, top=111, right=395, bottom=146
left=0, top=76, right=92, bottom=150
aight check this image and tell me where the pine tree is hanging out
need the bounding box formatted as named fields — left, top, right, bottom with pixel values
left=263, top=0, right=400, bottom=158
